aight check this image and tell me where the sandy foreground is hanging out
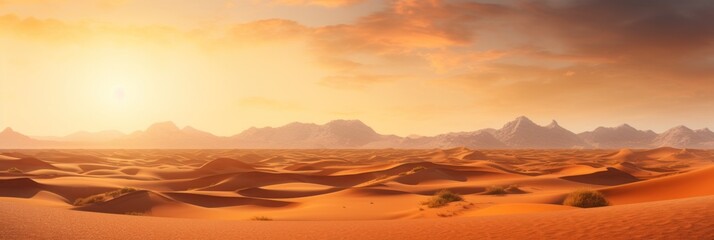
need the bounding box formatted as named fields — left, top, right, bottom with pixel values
left=1, top=148, right=713, bottom=239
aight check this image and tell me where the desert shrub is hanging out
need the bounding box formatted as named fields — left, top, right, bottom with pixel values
left=7, top=167, right=23, bottom=174
left=124, top=212, right=146, bottom=216
left=422, top=190, right=463, bottom=208
left=74, top=194, right=106, bottom=206
left=105, top=187, right=138, bottom=198
left=373, top=174, right=389, bottom=181
left=73, top=187, right=139, bottom=206
left=250, top=216, right=273, bottom=221
left=563, top=189, right=609, bottom=208
left=504, top=185, right=523, bottom=193
left=483, top=185, right=507, bottom=195
left=407, top=166, right=427, bottom=174
left=483, top=185, right=524, bottom=195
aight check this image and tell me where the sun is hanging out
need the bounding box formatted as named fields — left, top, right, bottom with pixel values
left=113, top=86, right=126, bottom=101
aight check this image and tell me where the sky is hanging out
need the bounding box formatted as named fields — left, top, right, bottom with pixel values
left=1, top=0, right=714, bottom=137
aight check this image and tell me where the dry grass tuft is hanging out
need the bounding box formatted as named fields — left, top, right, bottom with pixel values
left=124, top=212, right=147, bottom=216
left=483, top=185, right=524, bottom=195
left=73, top=187, right=139, bottom=206
left=422, top=190, right=463, bottom=208
left=250, top=216, right=273, bottom=221
left=563, top=189, right=609, bottom=208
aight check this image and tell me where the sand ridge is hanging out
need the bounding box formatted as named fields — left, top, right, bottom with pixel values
left=1, top=148, right=713, bottom=238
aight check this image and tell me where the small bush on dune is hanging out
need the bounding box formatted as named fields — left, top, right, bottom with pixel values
left=124, top=212, right=146, bottom=216
left=73, top=194, right=106, bottom=206
left=563, top=189, right=609, bottom=208
left=407, top=166, right=427, bottom=174
left=73, top=187, right=139, bottom=206
left=373, top=174, right=389, bottom=181
left=483, top=185, right=524, bottom=195
left=7, top=167, right=23, bottom=174
left=422, top=190, right=463, bottom=208
left=106, top=187, right=138, bottom=198
left=483, top=186, right=507, bottom=195
left=250, top=216, right=273, bottom=221
left=504, top=185, right=523, bottom=193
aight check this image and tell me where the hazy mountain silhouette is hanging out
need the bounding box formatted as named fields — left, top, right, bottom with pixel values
left=41, top=130, right=127, bottom=142
left=652, top=126, right=714, bottom=148
left=233, top=120, right=396, bottom=148
left=399, top=131, right=507, bottom=149
left=2, top=117, right=714, bottom=149
left=579, top=124, right=657, bottom=148
left=0, top=128, right=60, bottom=148
left=110, top=121, right=230, bottom=148
left=494, top=116, right=587, bottom=148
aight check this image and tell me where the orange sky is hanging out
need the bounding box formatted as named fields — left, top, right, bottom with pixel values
left=1, top=0, right=714, bottom=137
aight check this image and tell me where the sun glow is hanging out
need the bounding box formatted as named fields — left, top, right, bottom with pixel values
left=81, top=47, right=153, bottom=111
left=113, top=86, right=125, bottom=101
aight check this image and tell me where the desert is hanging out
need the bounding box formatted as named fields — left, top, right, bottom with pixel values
left=3, top=0, right=714, bottom=239
left=1, top=147, right=713, bottom=239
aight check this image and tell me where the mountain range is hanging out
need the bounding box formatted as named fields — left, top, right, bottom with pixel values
left=2, top=116, right=713, bottom=149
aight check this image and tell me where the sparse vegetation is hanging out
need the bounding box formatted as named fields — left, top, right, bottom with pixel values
left=407, top=166, right=427, bottom=174
left=563, top=189, right=609, bottom=208
left=73, top=187, right=139, bottom=206
left=373, top=174, right=389, bottom=181
left=421, top=190, right=463, bottom=208
left=483, top=185, right=524, bottom=195
left=399, top=166, right=428, bottom=176
left=124, top=212, right=146, bottom=216
left=483, top=185, right=507, bottom=195
left=7, top=167, right=23, bottom=174
left=250, top=216, right=273, bottom=221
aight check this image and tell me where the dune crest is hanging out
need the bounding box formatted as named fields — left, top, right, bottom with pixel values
left=0, top=148, right=712, bottom=238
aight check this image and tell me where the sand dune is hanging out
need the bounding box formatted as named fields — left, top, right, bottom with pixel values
left=1, top=195, right=712, bottom=239
left=198, top=158, right=254, bottom=172
left=602, top=165, right=714, bottom=204
left=74, top=190, right=179, bottom=214
left=560, top=167, right=640, bottom=186
left=0, top=178, right=45, bottom=198
left=0, top=157, right=58, bottom=172
left=0, top=148, right=712, bottom=238
left=164, top=191, right=296, bottom=208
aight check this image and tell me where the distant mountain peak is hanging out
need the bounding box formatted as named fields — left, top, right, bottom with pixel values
left=495, top=116, right=585, bottom=148
left=181, top=125, right=217, bottom=138
left=616, top=124, right=635, bottom=130
left=327, top=119, right=366, bottom=125
left=2, top=127, right=14, bottom=133
left=182, top=126, right=198, bottom=131
left=546, top=120, right=560, bottom=128
left=146, top=121, right=180, bottom=133
left=501, top=116, right=539, bottom=132
left=326, top=119, right=370, bottom=129
left=514, top=115, right=534, bottom=123
left=696, top=128, right=713, bottom=133
left=667, top=125, right=694, bottom=133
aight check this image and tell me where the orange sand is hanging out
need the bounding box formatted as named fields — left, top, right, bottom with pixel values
left=1, top=148, right=713, bottom=239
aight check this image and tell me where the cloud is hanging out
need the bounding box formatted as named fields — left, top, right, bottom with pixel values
left=272, top=0, right=366, bottom=7
left=3, top=0, right=714, bottom=125
left=311, top=0, right=508, bottom=54
left=0, top=0, right=132, bottom=9
left=320, top=74, right=400, bottom=90
left=228, top=19, right=309, bottom=43
left=0, top=14, right=189, bottom=45
left=519, top=0, right=714, bottom=63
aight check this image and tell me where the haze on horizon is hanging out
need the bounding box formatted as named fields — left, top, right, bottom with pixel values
left=2, top=0, right=713, bottom=137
